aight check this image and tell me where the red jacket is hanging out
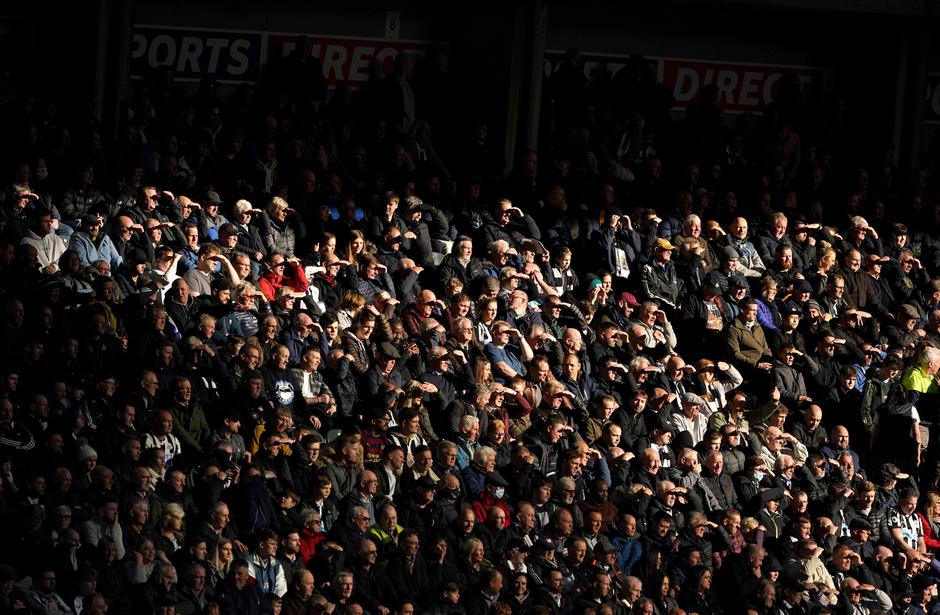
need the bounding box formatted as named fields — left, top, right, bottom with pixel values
left=259, top=261, right=309, bottom=301
left=299, top=526, right=327, bottom=563
left=919, top=512, right=940, bottom=552
left=471, top=492, right=511, bottom=528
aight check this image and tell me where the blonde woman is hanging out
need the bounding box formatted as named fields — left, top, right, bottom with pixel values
left=156, top=502, right=185, bottom=556
left=457, top=537, right=493, bottom=588
left=918, top=491, right=940, bottom=553
left=261, top=196, right=301, bottom=258
left=208, top=537, right=235, bottom=590
left=807, top=247, right=837, bottom=296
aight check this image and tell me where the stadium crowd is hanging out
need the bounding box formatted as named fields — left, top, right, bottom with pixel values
left=1, top=40, right=940, bottom=615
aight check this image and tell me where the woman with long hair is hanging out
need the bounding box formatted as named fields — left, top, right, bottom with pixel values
left=648, top=572, right=679, bottom=615
left=207, top=537, right=234, bottom=590
left=343, top=229, right=367, bottom=264
left=677, top=565, right=723, bottom=615
left=474, top=357, right=494, bottom=388
left=457, top=536, right=492, bottom=590
left=918, top=491, right=940, bottom=553
left=807, top=246, right=837, bottom=296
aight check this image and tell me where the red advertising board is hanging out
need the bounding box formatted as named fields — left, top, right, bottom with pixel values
left=266, top=34, right=440, bottom=88
left=131, top=25, right=441, bottom=87
left=659, top=58, right=822, bottom=113
left=545, top=50, right=824, bottom=114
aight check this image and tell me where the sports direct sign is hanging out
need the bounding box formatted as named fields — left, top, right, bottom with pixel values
left=544, top=50, right=823, bottom=114
left=265, top=34, right=432, bottom=87
left=660, top=58, right=821, bottom=113
left=131, top=25, right=439, bottom=86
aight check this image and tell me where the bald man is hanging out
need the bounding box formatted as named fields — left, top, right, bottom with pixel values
left=281, top=312, right=317, bottom=366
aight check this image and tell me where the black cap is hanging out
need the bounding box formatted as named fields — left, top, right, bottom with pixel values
left=793, top=279, right=813, bottom=294
left=782, top=577, right=805, bottom=593
left=849, top=518, right=874, bottom=531
left=593, top=542, right=614, bottom=556
left=781, top=302, right=803, bottom=317
left=415, top=475, right=437, bottom=491
left=913, top=575, right=936, bottom=593
left=206, top=191, right=224, bottom=205
left=649, top=343, right=672, bottom=361
left=507, top=538, right=530, bottom=553
left=759, top=487, right=786, bottom=502
left=647, top=413, right=676, bottom=433
left=486, top=471, right=509, bottom=488
left=0, top=564, right=16, bottom=582
left=377, top=342, right=401, bottom=359
left=128, top=249, right=149, bottom=266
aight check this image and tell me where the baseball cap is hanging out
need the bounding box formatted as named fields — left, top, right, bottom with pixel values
left=507, top=538, right=530, bottom=553
left=647, top=413, right=676, bottom=433
left=618, top=291, right=640, bottom=307
left=654, top=238, right=676, bottom=251
left=415, top=475, right=437, bottom=491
